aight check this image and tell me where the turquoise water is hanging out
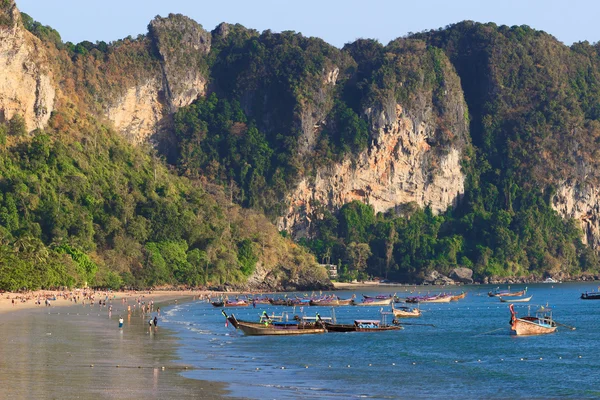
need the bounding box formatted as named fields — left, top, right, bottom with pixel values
left=162, top=283, right=600, bottom=399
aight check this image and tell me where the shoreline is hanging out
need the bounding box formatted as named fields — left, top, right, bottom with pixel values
left=0, top=290, right=241, bottom=400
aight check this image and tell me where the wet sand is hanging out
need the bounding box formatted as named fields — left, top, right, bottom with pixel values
left=0, top=296, right=238, bottom=399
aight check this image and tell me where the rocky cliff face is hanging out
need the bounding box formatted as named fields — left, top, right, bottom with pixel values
left=105, top=14, right=210, bottom=144
left=279, top=102, right=467, bottom=236
left=552, top=181, right=600, bottom=249
left=0, top=2, right=55, bottom=131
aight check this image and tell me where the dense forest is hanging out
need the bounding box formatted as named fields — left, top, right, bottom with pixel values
left=171, top=22, right=600, bottom=282
left=2, top=2, right=600, bottom=291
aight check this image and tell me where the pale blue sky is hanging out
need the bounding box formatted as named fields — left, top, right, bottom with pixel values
left=15, top=0, right=597, bottom=48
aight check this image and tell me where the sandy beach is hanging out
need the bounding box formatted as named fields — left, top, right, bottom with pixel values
left=0, top=290, right=241, bottom=399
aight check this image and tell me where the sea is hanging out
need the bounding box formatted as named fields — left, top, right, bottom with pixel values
left=160, top=282, right=600, bottom=399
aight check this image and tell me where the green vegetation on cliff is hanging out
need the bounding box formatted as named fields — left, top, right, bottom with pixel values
left=3, top=9, right=600, bottom=290
left=0, top=116, right=327, bottom=291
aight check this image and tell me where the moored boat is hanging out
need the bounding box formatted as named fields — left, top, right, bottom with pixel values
left=509, top=304, right=557, bottom=336
left=391, top=303, right=421, bottom=318
left=406, top=293, right=452, bottom=303
left=224, top=312, right=326, bottom=336
left=500, top=295, right=532, bottom=303
left=309, top=294, right=355, bottom=306
left=581, top=291, right=600, bottom=300
left=450, top=292, right=467, bottom=301
left=269, top=298, right=293, bottom=306
left=323, top=319, right=403, bottom=332
left=543, top=277, right=560, bottom=284
left=352, top=297, right=393, bottom=306
left=223, top=299, right=249, bottom=307
left=489, top=287, right=527, bottom=297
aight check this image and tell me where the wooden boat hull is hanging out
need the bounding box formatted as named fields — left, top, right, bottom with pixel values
left=450, top=292, right=467, bottom=301
left=224, top=302, right=249, bottom=307
left=511, top=318, right=557, bottom=335
left=353, top=298, right=393, bottom=306
left=309, top=299, right=354, bottom=306
left=490, top=289, right=527, bottom=297
left=236, top=321, right=325, bottom=336
left=226, top=314, right=325, bottom=335
left=420, top=295, right=452, bottom=303
left=392, top=307, right=421, bottom=318
left=323, top=322, right=403, bottom=332
left=509, top=304, right=557, bottom=336
left=500, top=296, right=532, bottom=303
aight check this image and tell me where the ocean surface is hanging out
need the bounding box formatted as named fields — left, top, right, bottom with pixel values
left=161, top=283, right=600, bottom=399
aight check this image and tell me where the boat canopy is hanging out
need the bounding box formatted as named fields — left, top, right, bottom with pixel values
left=355, top=320, right=380, bottom=324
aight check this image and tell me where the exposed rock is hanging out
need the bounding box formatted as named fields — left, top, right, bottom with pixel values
left=105, top=79, right=164, bottom=143
left=104, top=14, right=210, bottom=144
left=244, top=261, right=332, bottom=291
left=279, top=103, right=466, bottom=237
left=552, top=181, right=600, bottom=249
left=148, top=14, right=210, bottom=112
left=0, top=2, right=55, bottom=131
left=423, top=270, right=455, bottom=285
left=449, top=267, right=474, bottom=284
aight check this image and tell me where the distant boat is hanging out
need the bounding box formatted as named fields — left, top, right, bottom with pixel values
left=450, top=292, right=467, bottom=301
left=489, top=287, right=527, bottom=297
left=509, top=304, right=557, bottom=336
left=309, top=294, right=355, bottom=306
left=222, top=299, right=249, bottom=307
left=406, top=294, right=452, bottom=303
left=391, top=303, right=421, bottom=318
left=581, top=291, right=600, bottom=300
left=499, top=295, right=532, bottom=303
left=543, top=277, right=560, bottom=284
left=322, top=319, right=403, bottom=332
left=353, top=297, right=393, bottom=306
left=224, top=312, right=326, bottom=336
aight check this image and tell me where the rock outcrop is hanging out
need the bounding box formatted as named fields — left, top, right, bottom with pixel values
left=552, top=181, right=600, bottom=249
left=105, top=14, right=210, bottom=143
left=279, top=102, right=467, bottom=237
left=449, top=267, right=474, bottom=284
left=0, top=1, right=55, bottom=132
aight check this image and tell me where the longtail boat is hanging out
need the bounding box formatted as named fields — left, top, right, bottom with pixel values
left=269, top=298, right=293, bottom=306
left=509, top=304, right=557, bottom=336
left=223, top=299, right=249, bottom=307
left=406, top=294, right=452, bottom=303
left=499, top=295, right=532, bottom=303
left=249, top=297, right=272, bottom=305
left=211, top=300, right=224, bottom=307
left=450, top=292, right=467, bottom=301
left=309, top=294, right=355, bottom=306
left=224, top=312, right=326, bottom=336
left=489, top=287, right=527, bottom=297
left=322, top=319, right=403, bottom=332
left=352, top=297, right=393, bottom=306
left=391, top=303, right=421, bottom=318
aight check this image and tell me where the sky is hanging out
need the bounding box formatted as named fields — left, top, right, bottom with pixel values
left=15, top=0, right=598, bottom=48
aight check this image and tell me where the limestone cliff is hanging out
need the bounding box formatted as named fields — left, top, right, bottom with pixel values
left=552, top=181, right=600, bottom=249
left=279, top=40, right=470, bottom=237
left=279, top=103, right=467, bottom=236
left=0, top=1, right=55, bottom=131
left=105, top=14, right=210, bottom=143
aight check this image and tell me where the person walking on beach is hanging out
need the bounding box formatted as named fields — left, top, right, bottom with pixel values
left=153, top=316, right=158, bottom=330
left=149, top=318, right=153, bottom=332
left=119, top=317, right=124, bottom=328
